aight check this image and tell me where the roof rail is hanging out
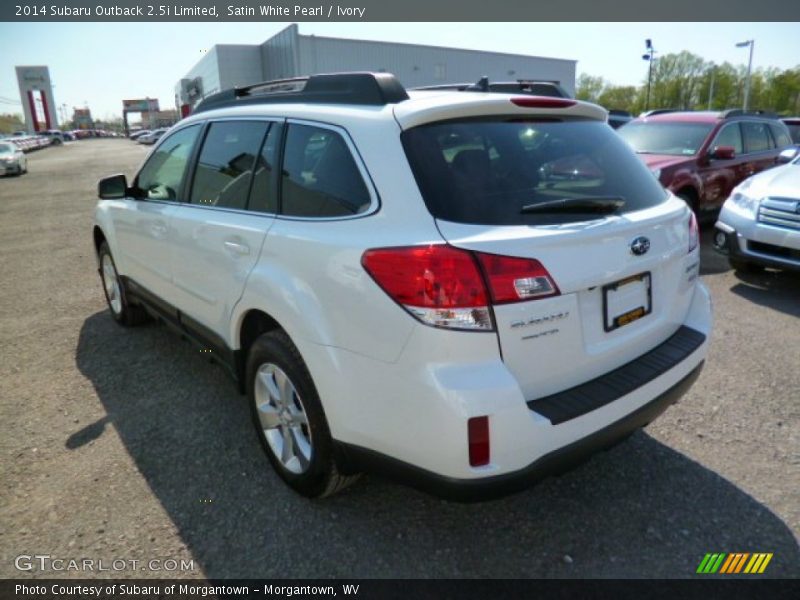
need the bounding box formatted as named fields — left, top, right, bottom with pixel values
left=640, top=108, right=680, bottom=117
left=193, top=72, right=409, bottom=114
left=411, top=76, right=571, bottom=99
left=720, top=108, right=779, bottom=119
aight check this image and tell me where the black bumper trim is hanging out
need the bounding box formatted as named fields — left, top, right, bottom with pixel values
left=333, top=361, right=704, bottom=502
left=714, top=226, right=800, bottom=272
left=528, top=326, right=706, bottom=425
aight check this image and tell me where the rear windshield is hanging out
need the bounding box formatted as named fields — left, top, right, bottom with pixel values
left=402, top=118, right=668, bottom=225
left=618, top=121, right=714, bottom=156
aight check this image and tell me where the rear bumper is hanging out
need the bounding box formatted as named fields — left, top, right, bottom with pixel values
left=306, top=281, right=711, bottom=496
left=335, top=362, right=703, bottom=502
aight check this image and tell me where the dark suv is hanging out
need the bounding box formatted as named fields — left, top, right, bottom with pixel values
left=618, top=110, right=794, bottom=218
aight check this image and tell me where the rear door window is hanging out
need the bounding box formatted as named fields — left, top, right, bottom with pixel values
left=742, top=121, right=774, bottom=153
left=402, top=119, right=668, bottom=225
left=768, top=123, right=793, bottom=148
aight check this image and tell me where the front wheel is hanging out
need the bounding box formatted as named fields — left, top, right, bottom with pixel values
left=98, top=242, right=149, bottom=326
left=247, top=330, right=359, bottom=498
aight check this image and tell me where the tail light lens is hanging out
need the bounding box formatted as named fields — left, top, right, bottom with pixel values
left=688, top=211, right=699, bottom=253
left=362, top=245, right=492, bottom=330
left=475, top=252, right=559, bottom=304
left=362, top=245, right=560, bottom=331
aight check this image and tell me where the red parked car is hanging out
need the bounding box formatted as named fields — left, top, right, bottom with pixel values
left=618, top=110, right=795, bottom=219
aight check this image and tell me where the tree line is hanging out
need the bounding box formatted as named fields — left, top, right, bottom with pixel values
left=576, top=51, right=800, bottom=116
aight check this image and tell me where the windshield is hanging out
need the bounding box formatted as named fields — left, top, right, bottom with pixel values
left=402, top=118, right=668, bottom=225
left=0, top=143, right=15, bottom=153
left=617, top=121, right=714, bottom=156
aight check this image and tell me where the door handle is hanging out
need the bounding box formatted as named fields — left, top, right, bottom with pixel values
left=223, top=240, right=250, bottom=256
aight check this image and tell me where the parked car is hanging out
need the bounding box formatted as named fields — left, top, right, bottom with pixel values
left=40, top=129, right=65, bottom=145
left=0, top=141, right=27, bottom=175
left=618, top=110, right=795, bottom=219
left=781, top=117, right=800, bottom=145
left=714, top=148, right=800, bottom=272
left=137, top=128, right=167, bottom=145
left=93, top=72, right=711, bottom=500
left=129, top=129, right=151, bottom=140
left=608, top=109, right=633, bottom=129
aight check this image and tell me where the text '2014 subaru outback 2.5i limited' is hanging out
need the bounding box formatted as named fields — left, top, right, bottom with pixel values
left=93, top=73, right=711, bottom=501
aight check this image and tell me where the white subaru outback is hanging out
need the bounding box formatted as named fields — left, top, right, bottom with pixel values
left=93, top=73, right=712, bottom=500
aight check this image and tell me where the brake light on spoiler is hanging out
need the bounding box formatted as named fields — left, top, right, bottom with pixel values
left=510, top=97, right=577, bottom=109
left=362, top=245, right=560, bottom=331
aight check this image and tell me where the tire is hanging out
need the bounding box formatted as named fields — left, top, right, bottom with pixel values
left=729, top=257, right=764, bottom=274
left=98, top=242, right=149, bottom=326
left=676, top=192, right=697, bottom=213
left=247, top=330, right=359, bottom=498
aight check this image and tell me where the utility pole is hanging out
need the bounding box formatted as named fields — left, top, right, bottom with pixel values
left=736, top=40, right=754, bottom=111
left=707, top=67, right=716, bottom=110
left=642, top=39, right=657, bottom=112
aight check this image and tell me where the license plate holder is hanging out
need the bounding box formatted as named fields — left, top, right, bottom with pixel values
left=602, top=272, right=652, bottom=332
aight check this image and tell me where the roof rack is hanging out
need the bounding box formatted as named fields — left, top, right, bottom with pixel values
left=193, top=72, right=409, bottom=114
left=411, top=76, right=571, bottom=99
left=720, top=109, right=779, bottom=119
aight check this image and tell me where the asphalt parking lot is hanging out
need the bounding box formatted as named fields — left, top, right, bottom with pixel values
left=0, top=140, right=798, bottom=579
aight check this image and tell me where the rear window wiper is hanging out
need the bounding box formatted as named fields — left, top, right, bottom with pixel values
left=520, top=197, right=625, bottom=214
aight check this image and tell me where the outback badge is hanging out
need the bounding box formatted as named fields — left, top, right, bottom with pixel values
left=630, top=236, right=650, bottom=256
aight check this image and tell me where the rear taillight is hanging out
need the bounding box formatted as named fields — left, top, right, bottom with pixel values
left=362, top=245, right=560, bottom=331
left=688, top=211, right=699, bottom=253
left=361, top=245, right=492, bottom=330
left=468, top=416, right=490, bottom=467
left=475, top=252, right=559, bottom=304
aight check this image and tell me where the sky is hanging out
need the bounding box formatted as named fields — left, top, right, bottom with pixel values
left=1, top=22, right=799, bottom=123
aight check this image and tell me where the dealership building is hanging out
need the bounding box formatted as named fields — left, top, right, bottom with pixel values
left=175, top=25, right=576, bottom=114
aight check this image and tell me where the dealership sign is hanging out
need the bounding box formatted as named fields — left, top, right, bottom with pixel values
left=122, top=98, right=159, bottom=112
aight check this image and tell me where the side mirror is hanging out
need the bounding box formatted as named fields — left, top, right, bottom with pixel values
left=710, top=145, right=735, bottom=160
left=98, top=174, right=128, bottom=199
left=777, top=147, right=798, bottom=164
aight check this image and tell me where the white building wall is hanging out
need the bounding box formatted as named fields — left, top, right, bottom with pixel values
left=295, top=35, right=576, bottom=95
left=177, top=25, right=576, bottom=108
left=216, top=45, right=266, bottom=90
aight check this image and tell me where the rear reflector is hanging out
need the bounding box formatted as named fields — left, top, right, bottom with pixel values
left=511, top=97, right=577, bottom=109
left=475, top=252, right=559, bottom=304
left=468, top=416, right=490, bottom=467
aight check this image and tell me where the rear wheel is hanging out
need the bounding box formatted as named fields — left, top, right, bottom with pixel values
left=247, top=330, right=359, bottom=498
left=98, top=242, right=149, bottom=326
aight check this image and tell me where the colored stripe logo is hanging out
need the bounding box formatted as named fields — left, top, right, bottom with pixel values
left=697, top=553, right=773, bottom=574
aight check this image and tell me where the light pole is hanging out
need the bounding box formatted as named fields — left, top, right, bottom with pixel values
left=735, top=39, right=754, bottom=112
left=642, top=39, right=657, bottom=112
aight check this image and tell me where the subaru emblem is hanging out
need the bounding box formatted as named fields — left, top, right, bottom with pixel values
left=630, top=236, right=650, bottom=256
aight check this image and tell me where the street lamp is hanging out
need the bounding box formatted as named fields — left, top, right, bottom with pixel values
left=642, top=39, right=657, bottom=112
left=735, top=39, right=754, bottom=112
